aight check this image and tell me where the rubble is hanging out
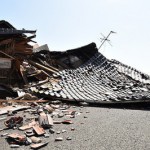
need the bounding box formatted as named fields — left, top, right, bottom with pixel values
left=1, top=132, right=8, bottom=137
left=56, top=131, right=61, bottom=134
left=38, top=112, right=53, bottom=128
left=0, top=20, right=36, bottom=87
left=32, top=125, right=45, bottom=136
left=44, top=104, right=54, bottom=113
left=49, top=128, right=55, bottom=134
left=62, top=129, right=67, bottom=133
left=58, top=112, right=64, bottom=118
left=30, top=142, right=49, bottom=149
left=44, top=133, right=50, bottom=138
left=4, top=116, right=23, bottom=128
left=71, top=127, right=75, bottom=131
left=62, top=120, right=73, bottom=124
left=19, top=120, right=37, bottom=131
left=30, top=136, right=42, bottom=143
left=0, top=105, right=30, bottom=115
left=0, top=97, right=86, bottom=149
left=6, top=133, right=27, bottom=145
left=0, top=20, right=150, bottom=149
left=0, top=21, right=150, bottom=104
left=66, top=137, right=72, bottom=140
left=10, top=144, right=20, bottom=148
left=55, top=137, right=63, bottom=141
left=25, top=129, right=35, bottom=137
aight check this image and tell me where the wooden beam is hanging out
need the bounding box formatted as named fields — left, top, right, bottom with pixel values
left=29, top=60, right=58, bottom=74
left=0, top=39, right=13, bottom=46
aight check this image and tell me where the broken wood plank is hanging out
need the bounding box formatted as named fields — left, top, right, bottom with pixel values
left=29, top=60, right=58, bottom=74
left=0, top=39, right=13, bottom=46
left=0, top=105, right=30, bottom=115
left=20, top=65, right=28, bottom=85
left=0, top=99, right=49, bottom=104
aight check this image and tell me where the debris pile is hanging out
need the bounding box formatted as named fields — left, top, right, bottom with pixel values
left=0, top=20, right=150, bottom=104
left=28, top=51, right=150, bottom=104
left=0, top=20, right=36, bottom=86
left=0, top=100, right=87, bottom=149
left=0, top=20, right=150, bottom=148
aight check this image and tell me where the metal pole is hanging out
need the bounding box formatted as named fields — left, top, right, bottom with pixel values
left=98, top=31, right=116, bottom=50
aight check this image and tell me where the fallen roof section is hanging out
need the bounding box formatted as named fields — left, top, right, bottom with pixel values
left=27, top=43, right=150, bottom=104
left=0, top=20, right=150, bottom=105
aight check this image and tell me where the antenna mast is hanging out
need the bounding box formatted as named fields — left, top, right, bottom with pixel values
left=98, top=31, right=116, bottom=50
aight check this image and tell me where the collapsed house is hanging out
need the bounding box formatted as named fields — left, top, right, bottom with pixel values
left=0, top=20, right=36, bottom=87
left=1, top=21, right=150, bottom=150
left=0, top=20, right=150, bottom=104
left=27, top=43, right=150, bottom=104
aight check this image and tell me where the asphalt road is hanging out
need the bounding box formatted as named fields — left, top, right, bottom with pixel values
left=1, top=104, right=150, bottom=150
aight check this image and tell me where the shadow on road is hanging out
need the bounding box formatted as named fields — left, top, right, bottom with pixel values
left=89, top=102, right=150, bottom=111
left=64, top=100, right=150, bottom=111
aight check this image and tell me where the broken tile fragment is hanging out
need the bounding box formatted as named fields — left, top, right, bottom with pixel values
left=53, top=121, right=62, bottom=124
left=10, top=144, right=20, bottom=148
left=71, top=127, right=75, bottom=131
left=66, top=137, right=72, bottom=140
left=7, top=110, right=14, bottom=116
left=58, top=113, right=64, bottom=118
left=25, top=129, right=35, bottom=137
left=55, top=137, right=63, bottom=141
left=44, top=133, right=50, bottom=138
left=62, top=120, right=73, bottom=124
left=1, top=133, right=8, bottom=137
left=49, top=128, right=55, bottom=134
left=4, top=116, right=23, bottom=128
left=37, top=108, right=44, bottom=114
left=30, top=136, right=42, bottom=143
left=56, top=131, right=61, bottom=134
left=51, top=104, right=60, bottom=109
left=44, top=105, right=54, bottom=113
left=0, top=117, right=7, bottom=121
left=26, top=137, right=32, bottom=145
left=38, top=113, right=53, bottom=128
left=19, top=120, right=37, bottom=131
left=7, top=133, right=27, bottom=144
left=33, top=125, right=45, bottom=136
left=86, top=111, right=90, bottom=113
left=30, top=142, right=48, bottom=149
left=62, top=129, right=67, bottom=133
left=70, top=115, right=75, bottom=118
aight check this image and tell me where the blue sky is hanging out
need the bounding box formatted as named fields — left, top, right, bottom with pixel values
left=1, top=0, right=150, bottom=74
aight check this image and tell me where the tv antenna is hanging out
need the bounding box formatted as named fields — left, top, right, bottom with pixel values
left=98, top=31, right=116, bottom=50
